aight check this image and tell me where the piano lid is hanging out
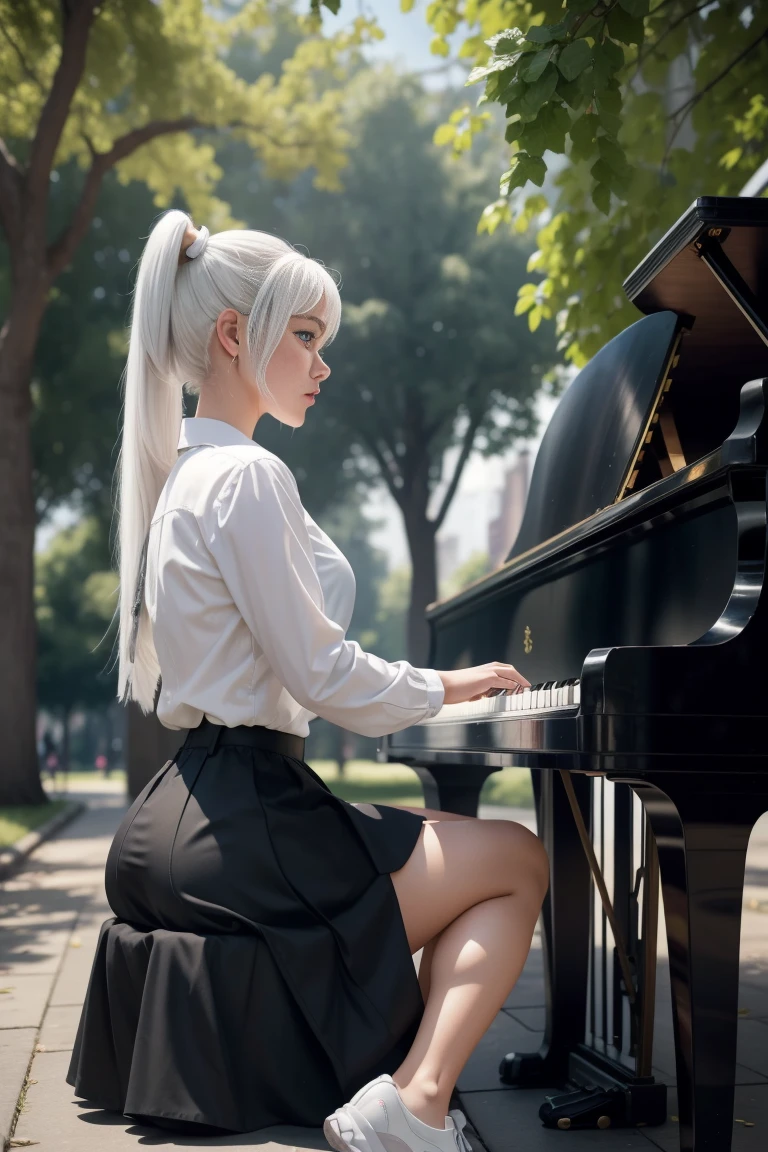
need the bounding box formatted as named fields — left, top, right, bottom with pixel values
left=508, top=310, right=680, bottom=562
left=510, top=197, right=768, bottom=564
left=624, top=196, right=768, bottom=393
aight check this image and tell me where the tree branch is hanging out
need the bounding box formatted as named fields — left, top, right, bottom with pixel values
left=0, top=137, right=23, bottom=242
left=359, top=432, right=405, bottom=508
left=663, top=25, right=768, bottom=163
left=27, top=0, right=99, bottom=206
left=46, top=115, right=319, bottom=279
left=432, top=410, right=482, bottom=533
left=0, top=19, right=45, bottom=90
left=45, top=116, right=201, bottom=279
left=633, top=0, right=712, bottom=81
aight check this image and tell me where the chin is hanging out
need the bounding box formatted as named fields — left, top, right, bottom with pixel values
left=280, top=412, right=306, bottom=429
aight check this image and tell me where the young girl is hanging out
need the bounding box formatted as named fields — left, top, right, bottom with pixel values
left=67, top=211, right=549, bottom=1151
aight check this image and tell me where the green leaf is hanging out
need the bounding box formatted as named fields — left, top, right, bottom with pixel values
left=485, top=28, right=526, bottom=54
left=593, top=183, right=611, bottom=214
left=606, top=5, right=645, bottom=45
left=527, top=155, right=547, bottom=186
left=519, top=66, right=559, bottom=116
left=557, top=72, right=590, bottom=111
left=568, top=0, right=599, bottom=11
left=597, top=134, right=626, bottom=173
left=527, top=101, right=571, bottom=155
left=433, top=123, right=456, bottom=146
left=487, top=68, right=519, bottom=101
left=569, top=112, right=599, bottom=159
left=518, top=120, right=547, bottom=157
left=522, top=49, right=554, bottom=82
left=526, top=22, right=566, bottom=45
left=467, top=53, right=525, bottom=85
left=590, top=158, right=614, bottom=186
left=720, top=146, right=744, bottom=171
left=592, top=39, right=624, bottom=87
left=597, top=110, right=621, bottom=137
left=505, top=117, right=524, bottom=143
left=501, top=80, right=525, bottom=111
left=500, top=152, right=547, bottom=194
left=320, top=0, right=341, bottom=12
left=595, top=81, right=622, bottom=115
left=558, top=38, right=592, bottom=81
left=591, top=156, right=630, bottom=196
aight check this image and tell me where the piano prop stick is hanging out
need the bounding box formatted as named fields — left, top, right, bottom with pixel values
left=381, top=196, right=768, bottom=1152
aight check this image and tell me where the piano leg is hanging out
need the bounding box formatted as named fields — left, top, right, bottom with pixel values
left=625, top=772, right=768, bottom=1152
left=499, top=769, right=592, bottom=1085
left=411, top=763, right=496, bottom=817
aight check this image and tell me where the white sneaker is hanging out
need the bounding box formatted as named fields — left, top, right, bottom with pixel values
left=324, top=1074, right=472, bottom=1152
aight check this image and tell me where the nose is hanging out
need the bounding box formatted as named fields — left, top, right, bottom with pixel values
left=313, top=351, right=331, bottom=380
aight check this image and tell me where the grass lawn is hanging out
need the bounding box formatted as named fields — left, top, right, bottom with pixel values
left=41, top=762, right=535, bottom=810
left=0, top=799, right=71, bottom=850
left=43, top=770, right=126, bottom=784
left=311, top=761, right=534, bottom=810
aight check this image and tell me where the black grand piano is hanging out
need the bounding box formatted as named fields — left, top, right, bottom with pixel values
left=381, top=197, right=768, bottom=1152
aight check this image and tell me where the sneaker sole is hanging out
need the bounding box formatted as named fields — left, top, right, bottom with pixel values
left=323, top=1112, right=389, bottom=1152
left=324, top=1117, right=352, bottom=1152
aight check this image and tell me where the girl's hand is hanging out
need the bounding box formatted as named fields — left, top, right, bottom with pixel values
left=435, top=662, right=531, bottom=707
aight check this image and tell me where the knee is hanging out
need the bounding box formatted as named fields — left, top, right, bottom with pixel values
left=500, top=822, right=550, bottom=900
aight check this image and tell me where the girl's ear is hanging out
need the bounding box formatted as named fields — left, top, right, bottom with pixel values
left=214, top=308, right=241, bottom=357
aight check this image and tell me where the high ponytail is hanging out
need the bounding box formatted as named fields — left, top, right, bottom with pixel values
left=115, top=210, right=342, bottom=713
left=116, top=210, right=190, bottom=711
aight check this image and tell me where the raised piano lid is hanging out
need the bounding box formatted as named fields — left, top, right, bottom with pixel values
left=508, top=310, right=681, bottom=561
left=623, top=196, right=768, bottom=468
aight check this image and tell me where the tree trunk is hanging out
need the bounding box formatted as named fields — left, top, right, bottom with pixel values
left=61, top=707, right=72, bottom=769
left=403, top=511, right=438, bottom=666
left=0, top=278, right=49, bottom=806
left=329, top=724, right=349, bottom=777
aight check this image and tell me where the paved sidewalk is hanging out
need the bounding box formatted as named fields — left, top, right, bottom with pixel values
left=1, top=784, right=767, bottom=1151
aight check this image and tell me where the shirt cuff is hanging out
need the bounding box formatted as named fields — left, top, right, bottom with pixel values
left=416, top=667, right=445, bottom=719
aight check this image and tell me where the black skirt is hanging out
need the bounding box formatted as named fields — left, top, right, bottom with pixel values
left=66, top=720, right=427, bottom=1135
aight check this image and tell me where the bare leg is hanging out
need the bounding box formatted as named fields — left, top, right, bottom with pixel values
left=386, top=812, right=549, bottom=1129
left=393, top=806, right=466, bottom=1009
left=417, top=932, right=440, bottom=1003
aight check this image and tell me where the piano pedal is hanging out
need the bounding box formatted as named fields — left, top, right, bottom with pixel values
left=539, top=1086, right=625, bottom=1130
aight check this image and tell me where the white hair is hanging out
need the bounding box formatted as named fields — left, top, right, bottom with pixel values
left=116, top=209, right=342, bottom=712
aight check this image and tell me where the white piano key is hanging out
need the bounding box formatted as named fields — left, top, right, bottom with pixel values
left=420, top=679, right=581, bottom=726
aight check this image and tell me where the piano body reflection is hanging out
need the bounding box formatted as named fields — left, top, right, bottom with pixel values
left=381, top=198, right=768, bottom=1152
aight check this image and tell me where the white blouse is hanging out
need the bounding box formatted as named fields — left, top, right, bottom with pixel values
left=145, top=417, right=445, bottom=737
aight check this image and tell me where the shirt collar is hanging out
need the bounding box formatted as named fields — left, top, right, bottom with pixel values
left=177, top=417, right=256, bottom=452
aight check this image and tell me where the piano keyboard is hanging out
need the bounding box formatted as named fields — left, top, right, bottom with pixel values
left=422, top=679, right=581, bottom=724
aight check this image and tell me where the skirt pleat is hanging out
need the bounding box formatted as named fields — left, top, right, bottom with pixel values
left=66, top=737, right=427, bottom=1134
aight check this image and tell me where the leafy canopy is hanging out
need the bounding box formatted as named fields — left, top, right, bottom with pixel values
left=0, top=0, right=381, bottom=240
left=35, top=517, right=117, bottom=716
left=293, top=74, right=556, bottom=531
left=394, top=1, right=768, bottom=365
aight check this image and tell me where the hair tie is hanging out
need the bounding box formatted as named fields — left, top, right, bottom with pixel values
left=179, top=224, right=209, bottom=264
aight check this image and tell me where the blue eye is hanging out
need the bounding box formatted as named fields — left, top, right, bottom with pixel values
left=295, top=329, right=327, bottom=358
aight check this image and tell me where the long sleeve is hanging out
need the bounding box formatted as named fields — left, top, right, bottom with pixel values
left=202, top=455, right=444, bottom=737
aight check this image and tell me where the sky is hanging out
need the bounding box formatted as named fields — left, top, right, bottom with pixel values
left=320, top=0, right=465, bottom=83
